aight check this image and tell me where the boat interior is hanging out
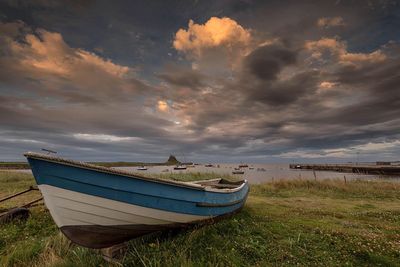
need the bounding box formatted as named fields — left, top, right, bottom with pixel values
left=192, top=178, right=245, bottom=189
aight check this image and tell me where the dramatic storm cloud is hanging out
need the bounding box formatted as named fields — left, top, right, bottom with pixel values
left=0, top=0, right=399, bottom=162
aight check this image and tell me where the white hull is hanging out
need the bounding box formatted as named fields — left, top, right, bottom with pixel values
left=39, top=184, right=211, bottom=228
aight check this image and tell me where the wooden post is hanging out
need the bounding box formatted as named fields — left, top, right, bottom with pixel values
left=0, top=187, right=36, bottom=203
left=100, top=242, right=128, bottom=263
left=313, top=170, right=317, bottom=181
left=343, top=175, right=347, bottom=184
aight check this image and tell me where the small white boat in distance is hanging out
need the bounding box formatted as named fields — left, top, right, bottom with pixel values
left=174, top=165, right=187, bottom=170
left=137, top=166, right=147, bottom=171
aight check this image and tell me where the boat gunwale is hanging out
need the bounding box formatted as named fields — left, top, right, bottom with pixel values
left=24, top=152, right=247, bottom=193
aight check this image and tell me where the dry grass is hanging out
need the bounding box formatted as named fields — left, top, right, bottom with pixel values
left=1, top=171, right=399, bottom=266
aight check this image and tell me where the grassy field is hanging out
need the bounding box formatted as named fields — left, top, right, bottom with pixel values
left=0, top=162, right=169, bottom=170
left=0, top=171, right=399, bottom=266
left=0, top=162, right=30, bottom=170
left=0, top=159, right=181, bottom=169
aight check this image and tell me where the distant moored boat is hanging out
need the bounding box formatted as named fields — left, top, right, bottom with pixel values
left=137, top=166, right=147, bottom=171
left=173, top=165, right=187, bottom=170
left=24, top=152, right=249, bottom=249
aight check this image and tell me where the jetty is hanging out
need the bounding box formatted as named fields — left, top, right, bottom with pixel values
left=289, top=163, right=400, bottom=175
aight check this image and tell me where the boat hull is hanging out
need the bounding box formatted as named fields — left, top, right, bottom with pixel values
left=40, top=184, right=214, bottom=248
left=25, top=153, right=249, bottom=248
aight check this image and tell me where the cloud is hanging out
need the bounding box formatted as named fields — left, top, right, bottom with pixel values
left=319, top=81, right=336, bottom=89
left=0, top=21, right=151, bottom=104
left=280, top=140, right=400, bottom=159
left=73, top=133, right=140, bottom=143
left=171, top=17, right=255, bottom=73
left=244, top=43, right=297, bottom=81
left=158, top=66, right=205, bottom=89
left=305, top=37, right=386, bottom=64
left=157, top=100, right=169, bottom=112
left=10, top=29, right=130, bottom=77
left=170, top=35, right=400, bottom=161
left=0, top=21, right=187, bottom=161
left=1, top=0, right=400, bottom=162
left=317, top=17, right=345, bottom=28
left=173, top=17, right=251, bottom=58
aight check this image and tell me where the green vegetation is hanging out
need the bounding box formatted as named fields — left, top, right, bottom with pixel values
left=88, top=154, right=183, bottom=167
left=0, top=162, right=30, bottom=170
left=1, top=171, right=399, bottom=266
left=0, top=154, right=183, bottom=169
left=89, top=162, right=158, bottom=167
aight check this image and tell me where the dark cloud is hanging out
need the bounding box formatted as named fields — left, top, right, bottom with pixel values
left=248, top=70, right=319, bottom=106
left=1, top=1, right=400, bottom=162
left=244, top=44, right=298, bottom=81
left=158, top=67, right=205, bottom=89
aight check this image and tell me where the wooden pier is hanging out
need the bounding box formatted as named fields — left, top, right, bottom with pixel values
left=289, top=164, right=400, bottom=175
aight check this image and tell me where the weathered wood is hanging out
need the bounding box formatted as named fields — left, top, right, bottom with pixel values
left=21, top=197, right=43, bottom=208
left=100, top=242, right=128, bottom=264
left=0, top=197, right=43, bottom=223
left=0, top=208, right=30, bottom=224
left=0, top=186, right=38, bottom=203
left=289, top=164, right=400, bottom=175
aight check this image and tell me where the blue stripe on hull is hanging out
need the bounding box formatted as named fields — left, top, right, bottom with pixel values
left=28, top=158, right=249, bottom=216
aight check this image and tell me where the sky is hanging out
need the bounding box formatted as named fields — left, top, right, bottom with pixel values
left=0, top=0, right=400, bottom=163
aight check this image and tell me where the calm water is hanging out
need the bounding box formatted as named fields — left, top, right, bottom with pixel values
left=12, top=163, right=400, bottom=184
left=118, top=163, right=400, bottom=184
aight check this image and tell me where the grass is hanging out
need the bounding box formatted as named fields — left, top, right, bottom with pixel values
left=0, top=158, right=182, bottom=169
left=0, top=161, right=166, bottom=170
left=0, top=171, right=399, bottom=266
left=0, top=162, right=30, bottom=170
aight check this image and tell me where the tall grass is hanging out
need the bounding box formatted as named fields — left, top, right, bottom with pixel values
left=252, top=178, right=400, bottom=199
left=1, top=171, right=399, bottom=266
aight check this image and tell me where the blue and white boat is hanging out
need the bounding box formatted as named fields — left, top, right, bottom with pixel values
left=24, top=152, right=249, bottom=248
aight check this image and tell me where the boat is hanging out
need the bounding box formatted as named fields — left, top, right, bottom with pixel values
left=137, top=166, right=147, bottom=171
left=238, top=164, right=248, bottom=168
left=173, top=165, right=187, bottom=170
left=24, top=152, right=249, bottom=249
left=232, top=170, right=245, bottom=175
left=205, top=164, right=214, bottom=167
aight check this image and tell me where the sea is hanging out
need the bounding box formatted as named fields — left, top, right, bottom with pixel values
left=117, top=163, right=400, bottom=184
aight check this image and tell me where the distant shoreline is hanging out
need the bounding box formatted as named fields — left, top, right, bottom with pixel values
left=0, top=161, right=183, bottom=170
